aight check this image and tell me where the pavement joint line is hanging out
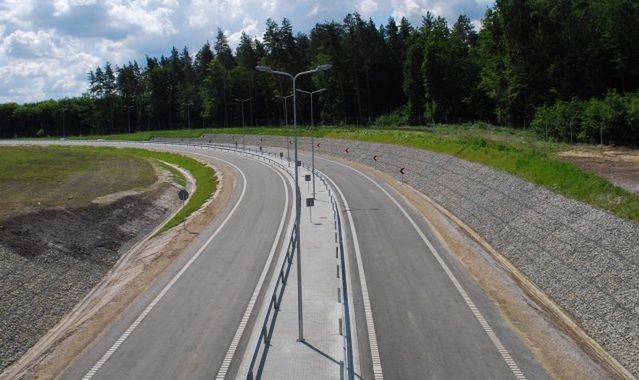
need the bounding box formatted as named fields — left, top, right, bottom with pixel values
left=322, top=172, right=384, bottom=380
left=81, top=155, right=249, bottom=380
left=332, top=159, right=527, bottom=380
left=215, top=150, right=293, bottom=380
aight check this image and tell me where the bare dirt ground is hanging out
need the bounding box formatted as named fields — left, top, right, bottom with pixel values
left=559, top=147, right=639, bottom=195
left=0, top=170, right=181, bottom=376
left=0, top=157, right=234, bottom=380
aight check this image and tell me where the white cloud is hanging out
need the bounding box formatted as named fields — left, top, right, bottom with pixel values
left=391, top=0, right=489, bottom=23
left=0, top=30, right=59, bottom=58
left=227, top=17, right=260, bottom=46
left=357, top=0, right=379, bottom=14
left=107, top=1, right=178, bottom=36
left=0, top=0, right=34, bottom=29
left=0, top=0, right=494, bottom=103
left=52, top=0, right=99, bottom=16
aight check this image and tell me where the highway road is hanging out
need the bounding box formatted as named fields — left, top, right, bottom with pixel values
left=55, top=141, right=550, bottom=379
left=309, top=153, right=550, bottom=380
left=62, top=147, right=293, bottom=380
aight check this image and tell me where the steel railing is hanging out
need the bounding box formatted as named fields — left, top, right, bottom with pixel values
left=245, top=223, right=297, bottom=380
left=94, top=139, right=354, bottom=380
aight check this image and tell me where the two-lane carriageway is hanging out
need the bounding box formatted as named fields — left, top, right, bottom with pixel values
left=63, top=145, right=293, bottom=380
left=312, top=153, right=549, bottom=380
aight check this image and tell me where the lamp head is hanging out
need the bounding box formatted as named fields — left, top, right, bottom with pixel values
left=316, top=64, right=333, bottom=72
left=255, top=65, right=272, bottom=73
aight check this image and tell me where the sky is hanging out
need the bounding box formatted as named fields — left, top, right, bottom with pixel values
left=0, top=0, right=494, bottom=104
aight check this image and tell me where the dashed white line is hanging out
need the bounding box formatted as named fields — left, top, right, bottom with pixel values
left=323, top=174, right=384, bottom=380
left=215, top=158, right=292, bottom=379
left=337, top=161, right=526, bottom=380
left=82, top=156, right=248, bottom=380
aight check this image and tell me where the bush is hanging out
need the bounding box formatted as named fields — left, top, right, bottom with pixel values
left=374, top=106, right=409, bottom=127
left=580, top=91, right=628, bottom=144
left=533, top=90, right=639, bottom=146
left=625, top=93, right=639, bottom=146
left=532, top=98, right=584, bottom=142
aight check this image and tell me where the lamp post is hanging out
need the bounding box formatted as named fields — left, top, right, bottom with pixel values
left=125, top=105, right=133, bottom=133
left=256, top=63, right=332, bottom=342
left=186, top=102, right=193, bottom=129
left=296, top=88, right=326, bottom=198
left=275, top=94, right=293, bottom=126
left=276, top=94, right=294, bottom=165
left=60, top=108, right=66, bottom=137
left=235, top=98, right=250, bottom=150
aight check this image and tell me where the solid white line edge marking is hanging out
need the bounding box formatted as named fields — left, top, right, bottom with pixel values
left=322, top=173, right=384, bottom=380
left=83, top=154, right=249, bottom=379
left=329, top=158, right=527, bottom=380
left=215, top=152, right=292, bottom=379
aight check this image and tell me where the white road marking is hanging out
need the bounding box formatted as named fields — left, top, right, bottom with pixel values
left=82, top=156, right=248, bottom=380
left=331, top=159, right=526, bottom=379
left=322, top=174, right=384, bottom=380
left=214, top=155, right=292, bottom=380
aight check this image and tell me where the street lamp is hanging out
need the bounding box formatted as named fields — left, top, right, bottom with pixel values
left=60, top=108, right=67, bottom=137
left=125, top=105, right=133, bottom=133
left=296, top=88, right=326, bottom=198
left=276, top=94, right=294, bottom=166
left=275, top=94, right=293, bottom=126
left=256, top=63, right=332, bottom=342
left=235, top=98, right=250, bottom=150
left=186, top=102, right=193, bottom=130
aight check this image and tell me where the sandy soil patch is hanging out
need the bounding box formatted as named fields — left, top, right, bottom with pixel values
left=559, top=148, right=639, bottom=195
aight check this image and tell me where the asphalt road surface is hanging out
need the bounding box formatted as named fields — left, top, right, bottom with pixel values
left=58, top=141, right=549, bottom=380
left=63, top=147, right=293, bottom=380
left=311, top=153, right=549, bottom=380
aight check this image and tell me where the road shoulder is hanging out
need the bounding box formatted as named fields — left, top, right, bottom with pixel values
left=330, top=155, right=618, bottom=380
left=1, top=156, right=234, bottom=380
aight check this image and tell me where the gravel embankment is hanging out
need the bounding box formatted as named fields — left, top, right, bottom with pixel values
left=167, top=134, right=639, bottom=375
left=0, top=191, right=175, bottom=372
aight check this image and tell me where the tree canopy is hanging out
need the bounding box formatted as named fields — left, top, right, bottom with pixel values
left=1, top=1, right=638, bottom=145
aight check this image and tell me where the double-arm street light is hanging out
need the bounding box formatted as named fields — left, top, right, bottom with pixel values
left=186, top=102, right=193, bottom=130
left=275, top=94, right=294, bottom=165
left=256, top=63, right=332, bottom=342
left=60, top=108, right=67, bottom=138
left=275, top=94, right=293, bottom=126
left=296, top=88, right=326, bottom=198
left=125, top=105, right=133, bottom=133
left=235, top=98, right=251, bottom=150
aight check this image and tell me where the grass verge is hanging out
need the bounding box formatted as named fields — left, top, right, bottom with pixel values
left=59, top=146, right=217, bottom=234
left=0, top=146, right=156, bottom=208
left=70, top=125, right=639, bottom=223
left=105, top=147, right=216, bottom=234
left=156, top=161, right=187, bottom=188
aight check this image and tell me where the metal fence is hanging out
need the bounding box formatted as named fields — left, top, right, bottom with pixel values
left=98, top=139, right=355, bottom=379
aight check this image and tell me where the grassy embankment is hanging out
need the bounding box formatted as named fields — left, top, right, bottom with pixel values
left=98, top=147, right=217, bottom=233
left=72, top=124, right=639, bottom=223
left=0, top=146, right=216, bottom=233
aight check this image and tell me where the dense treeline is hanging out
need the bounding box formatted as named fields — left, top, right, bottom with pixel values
left=1, top=0, right=638, bottom=145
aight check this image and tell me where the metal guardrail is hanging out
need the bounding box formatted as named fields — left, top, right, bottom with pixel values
left=97, top=140, right=354, bottom=379
left=246, top=224, right=297, bottom=380
left=317, top=168, right=355, bottom=380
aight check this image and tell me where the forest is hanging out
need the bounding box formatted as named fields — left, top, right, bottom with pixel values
left=0, top=0, right=638, bottom=146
